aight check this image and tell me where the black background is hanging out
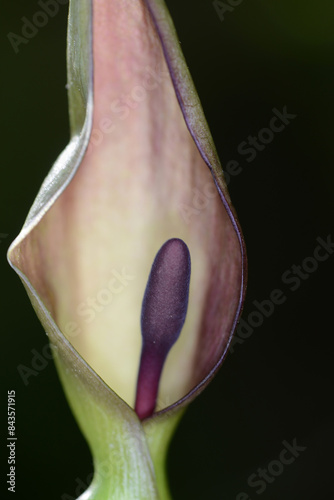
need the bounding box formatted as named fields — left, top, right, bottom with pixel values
left=1, top=1, right=333, bottom=499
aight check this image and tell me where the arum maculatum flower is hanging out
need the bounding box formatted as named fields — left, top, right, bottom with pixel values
left=8, top=0, right=246, bottom=498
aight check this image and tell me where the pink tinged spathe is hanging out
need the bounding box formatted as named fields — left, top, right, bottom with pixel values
left=7, top=0, right=247, bottom=498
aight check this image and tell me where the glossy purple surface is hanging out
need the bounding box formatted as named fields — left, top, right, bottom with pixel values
left=135, top=238, right=191, bottom=419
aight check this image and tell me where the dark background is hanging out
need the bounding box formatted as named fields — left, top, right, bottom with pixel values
left=1, top=1, right=333, bottom=499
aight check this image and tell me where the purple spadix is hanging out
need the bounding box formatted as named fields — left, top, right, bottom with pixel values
left=135, top=238, right=191, bottom=420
